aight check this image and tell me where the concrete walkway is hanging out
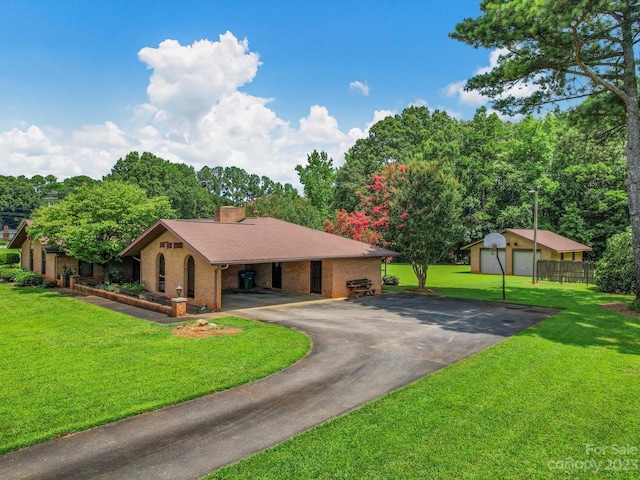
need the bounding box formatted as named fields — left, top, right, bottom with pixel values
left=0, top=293, right=559, bottom=479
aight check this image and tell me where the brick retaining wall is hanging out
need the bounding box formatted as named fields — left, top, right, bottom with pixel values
left=72, top=284, right=172, bottom=316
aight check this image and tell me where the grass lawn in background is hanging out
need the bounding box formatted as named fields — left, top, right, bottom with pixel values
left=0, top=284, right=310, bottom=454
left=208, top=265, right=640, bottom=479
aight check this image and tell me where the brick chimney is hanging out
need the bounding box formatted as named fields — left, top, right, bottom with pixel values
left=214, top=206, right=246, bottom=223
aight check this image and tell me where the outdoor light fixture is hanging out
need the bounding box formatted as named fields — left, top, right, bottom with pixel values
left=176, top=283, right=183, bottom=297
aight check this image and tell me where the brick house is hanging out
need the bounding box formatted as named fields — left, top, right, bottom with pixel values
left=9, top=220, right=111, bottom=284
left=462, top=228, right=592, bottom=276
left=120, top=207, right=398, bottom=311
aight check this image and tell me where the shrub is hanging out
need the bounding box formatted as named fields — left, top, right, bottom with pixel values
left=0, top=252, right=20, bottom=265
left=595, top=228, right=636, bottom=295
left=14, top=271, right=43, bottom=287
left=120, top=281, right=146, bottom=295
left=107, top=268, right=125, bottom=284
left=0, top=266, right=25, bottom=282
left=629, top=299, right=640, bottom=313
left=383, top=275, right=400, bottom=286
left=43, top=280, right=58, bottom=288
left=104, top=283, right=120, bottom=293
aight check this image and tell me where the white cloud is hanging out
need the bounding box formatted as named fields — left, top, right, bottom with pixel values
left=445, top=48, right=539, bottom=111
left=138, top=33, right=260, bottom=127
left=0, top=32, right=387, bottom=190
left=71, top=121, right=132, bottom=148
left=297, top=105, right=346, bottom=144
left=445, top=80, right=488, bottom=107
left=349, top=80, right=370, bottom=96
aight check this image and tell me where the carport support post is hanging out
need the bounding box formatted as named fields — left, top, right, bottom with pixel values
left=171, top=297, right=188, bottom=317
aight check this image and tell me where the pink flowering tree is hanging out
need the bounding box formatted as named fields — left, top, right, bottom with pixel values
left=326, top=161, right=463, bottom=288
left=324, top=164, right=407, bottom=246
left=387, top=161, right=464, bottom=288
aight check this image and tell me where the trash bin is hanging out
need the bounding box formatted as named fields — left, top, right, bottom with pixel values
left=239, top=271, right=256, bottom=290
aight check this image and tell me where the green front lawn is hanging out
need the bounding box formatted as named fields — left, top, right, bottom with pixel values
left=209, top=265, right=640, bottom=479
left=0, top=284, right=310, bottom=454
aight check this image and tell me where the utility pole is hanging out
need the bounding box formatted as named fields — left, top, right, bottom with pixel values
left=530, top=190, right=538, bottom=284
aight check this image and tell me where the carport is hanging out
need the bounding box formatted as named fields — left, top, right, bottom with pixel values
left=220, top=289, right=323, bottom=312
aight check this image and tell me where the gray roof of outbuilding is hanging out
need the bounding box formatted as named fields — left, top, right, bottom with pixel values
left=120, top=217, right=399, bottom=264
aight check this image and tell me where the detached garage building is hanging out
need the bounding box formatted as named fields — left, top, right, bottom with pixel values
left=120, top=207, right=397, bottom=311
left=463, top=229, right=592, bottom=276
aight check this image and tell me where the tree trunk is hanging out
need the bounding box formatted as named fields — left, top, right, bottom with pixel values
left=412, top=262, right=428, bottom=289
left=621, top=8, right=640, bottom=299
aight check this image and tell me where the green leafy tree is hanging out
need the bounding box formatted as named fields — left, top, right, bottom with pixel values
left=388, top=162, right=464, bottom=289
left=549, top=111, right=628, bottom=254
left=106, top=152, right=213, bottom=218
left=198, top=165, right=297, bottom=206
left=28, top=182, right=175, bottom=276
left=596, top=227, right=635, bottom=294
left=334, top=107, right=461, bottom=211
left=0, top=176, right=40, bottom=228
left=295, top=150, right=336, bottom=219
left=329, top=162, right=463, bottom=288
left=452, top=0, right=640, bottom=297
left=247, top=194, right=324, bottom=230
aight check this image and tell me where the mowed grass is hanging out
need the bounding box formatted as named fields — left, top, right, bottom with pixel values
left=209, top=265, right=640, bottom=479
left=0, top=284, right=310, bottom=454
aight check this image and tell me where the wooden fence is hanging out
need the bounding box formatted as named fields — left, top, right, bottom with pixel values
left=536, top=260, right=596, bottom=284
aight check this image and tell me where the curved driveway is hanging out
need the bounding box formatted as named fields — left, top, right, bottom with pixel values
left=0, top=293, right=558, bottom=479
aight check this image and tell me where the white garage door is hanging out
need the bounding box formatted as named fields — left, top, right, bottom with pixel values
left=512, top=250, right=541, bottom=276
left=480, top=248, right=506, bottom=274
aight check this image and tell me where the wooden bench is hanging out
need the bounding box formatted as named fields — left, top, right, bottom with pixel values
left=347, top=278, right=375, bottom=298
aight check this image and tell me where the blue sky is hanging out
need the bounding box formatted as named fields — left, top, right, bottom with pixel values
left=0, top=0, right=497, bottom=187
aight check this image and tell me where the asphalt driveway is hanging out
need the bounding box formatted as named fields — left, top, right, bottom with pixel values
left=0, top=293, right=559, bottom=480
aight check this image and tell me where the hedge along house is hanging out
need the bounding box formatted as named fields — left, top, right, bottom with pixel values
left=8, top=220, right=106, bottom=283
left=462, top=229, right=592, bottom=276
left=120, top=207, right=398, bottom=311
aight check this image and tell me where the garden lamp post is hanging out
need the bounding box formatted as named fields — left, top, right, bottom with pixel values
left=530, top=190, right=538, bottom=284
left=176, top=283, right=183, bottom=298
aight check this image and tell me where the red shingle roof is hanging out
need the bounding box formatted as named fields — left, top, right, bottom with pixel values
left=462, top=229, right=592, bottom=253
left=121, top=217, right=398, bottom=264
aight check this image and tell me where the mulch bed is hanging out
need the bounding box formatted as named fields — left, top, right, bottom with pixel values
left=600, top=302, right=640, bottom=319
left=172, top=320, right=243, bottom=338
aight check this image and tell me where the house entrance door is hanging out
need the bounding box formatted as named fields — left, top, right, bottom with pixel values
left=186, top=256, right=195, bottom=298
left=310, top=261, right=322, bottom=294
left=272, top=262, right=282, bottom=289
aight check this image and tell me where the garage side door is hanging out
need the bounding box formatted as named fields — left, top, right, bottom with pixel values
left=480, top=248, right=506, bottom=274
left=512, top=250, right=541, bottom=276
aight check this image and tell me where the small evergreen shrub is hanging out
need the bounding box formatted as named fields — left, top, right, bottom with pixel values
left=629, top=299, right=640, bottom=313
left=0, top=266, right=25, bottom=282
left=43, top=280, right=58, bottom=288
left=595, top=228, right=636, bottom=295
left=14, top=271, right=43, bottom=287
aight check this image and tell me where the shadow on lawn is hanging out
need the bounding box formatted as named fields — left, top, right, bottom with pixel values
left=10, top=286, right=60, bottom=298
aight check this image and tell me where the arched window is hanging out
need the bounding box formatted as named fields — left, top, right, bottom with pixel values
left=157, top=254, right=165, bottom=292
left=186, top=256, right=195, bottom=298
